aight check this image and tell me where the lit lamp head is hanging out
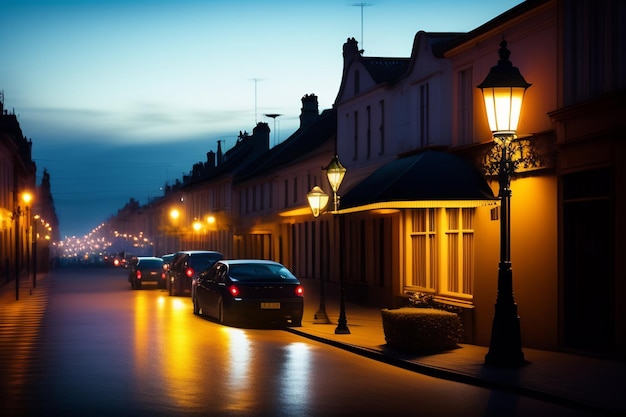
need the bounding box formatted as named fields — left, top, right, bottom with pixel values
left=307, top=186, right=329, bottom=218
left=477, top=40, right=531, bottom=142
left=325, top=155, right=346, bottom=193
left=22, top=192, right=33, bottom=206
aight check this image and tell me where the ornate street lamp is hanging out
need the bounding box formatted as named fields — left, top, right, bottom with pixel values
left=306, top=155, right=350, bottom=333
left=325, top=155, right=349, bottom=334
left=478, top=40, right=531, bottom=367
left=307, top=185, right=331, bottom=324
left=325, top=155, right=347, bottom=212
left=306, top=185, right=330, bottom=324
left=307, top=186, right=330, bottom=218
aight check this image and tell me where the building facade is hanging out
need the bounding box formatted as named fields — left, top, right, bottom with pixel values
left=112, top=0, right=625, bottom=359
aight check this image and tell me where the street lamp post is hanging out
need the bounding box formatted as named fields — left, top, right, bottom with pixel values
left=33, top=215, right=39, bottom=288
left=13, top=192, right=32, bottom=300
left=478, top=40, right=531, bottom=367
left=307, top=186, right=331, bottom=324
left=325, top=155, right=349, bottom=334
left=307, top=155, right=349, bottom=333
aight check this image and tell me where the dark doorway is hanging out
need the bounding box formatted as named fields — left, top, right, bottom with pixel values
left=562, top=168, right=614, bottom=356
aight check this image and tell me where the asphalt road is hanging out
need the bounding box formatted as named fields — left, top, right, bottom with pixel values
left=0, top=268, right=596, bottom=416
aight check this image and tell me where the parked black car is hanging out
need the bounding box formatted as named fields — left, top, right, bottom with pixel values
left=192, top=259, right=304, bottom=327
left=128, top=256, right=166, bottom=289
left=168, top=250, right=224, bottom=296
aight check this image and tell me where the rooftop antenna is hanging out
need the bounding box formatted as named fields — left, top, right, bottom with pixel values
left=250, top=78, right=264, bottom=125
left=352, top=2, right=372, bottom=53
left=264, top=113, right=282, bottom=146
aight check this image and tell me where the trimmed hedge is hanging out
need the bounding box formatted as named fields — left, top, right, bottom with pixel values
left=381, top=308, right=462, bottom=353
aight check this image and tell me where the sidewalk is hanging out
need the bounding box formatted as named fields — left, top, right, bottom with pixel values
left=288, top=278, right=626, bottom=416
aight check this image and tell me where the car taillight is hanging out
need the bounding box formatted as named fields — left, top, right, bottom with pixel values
left=161, top=272, right=166, bottom=280
left=136, top=270, right=142, bottom=280
left=295, top=285, right=304, bottom=297
left=229, top=285, right=240, bottom=297
left=114, top=259, right=120, bottom=267
left=185, top=268, right=194, bottom=278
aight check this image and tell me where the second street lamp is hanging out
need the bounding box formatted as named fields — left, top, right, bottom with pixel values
left=324, top=155, right=349, bottom=334
left=478, top=39, right=531, bottom=367
left=307, top=185, right=331, bottom=324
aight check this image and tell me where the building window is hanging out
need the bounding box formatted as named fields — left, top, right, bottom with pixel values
left=283, top=179, right=288, bottom=208
left=407, top=208, right=475, bottom=299
left=293, top=177, right=298, bottom=203
left=457, top=68, right=473, bottom=145
left=443, top=208, right=474, bottom=297
left=410, top=209, right=437, bottom=290
left=354, top=70, right=360, bottom=95
left=419, top=83, right=430, bottom=147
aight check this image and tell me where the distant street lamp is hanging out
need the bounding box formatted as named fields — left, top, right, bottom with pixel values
left=33, top=214, right=40, bottom=288
left=477, top=40, right=531, bottom=367
left=13, top=192, right=32, bottom=300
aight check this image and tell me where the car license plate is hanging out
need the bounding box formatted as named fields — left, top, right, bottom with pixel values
left=261, top=302, right=280, bottom=309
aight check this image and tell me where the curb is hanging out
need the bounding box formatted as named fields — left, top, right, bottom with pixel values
left=285, top=327, right=619, bottom=416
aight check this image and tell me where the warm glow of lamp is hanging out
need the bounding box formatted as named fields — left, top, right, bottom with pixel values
left=192, top=220, right=202, bottom=231
left=206, top=215, right=216, bottom=225
left=170, top=208, right=180, bottom=220
left=307, top=186, right=329, bottom=218
left=22, top=192, right=33, bottom=205
left=477, top=40, right=531, bottom=136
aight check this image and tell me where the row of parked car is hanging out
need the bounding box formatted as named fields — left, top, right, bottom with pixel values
left=127, top=250, right=304, bottom=327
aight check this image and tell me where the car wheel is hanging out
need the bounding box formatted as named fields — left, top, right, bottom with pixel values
left=292, top=318, right=302, bottom=327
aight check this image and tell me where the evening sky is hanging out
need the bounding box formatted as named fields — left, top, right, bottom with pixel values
left=0, top=0, right=522, bottom=238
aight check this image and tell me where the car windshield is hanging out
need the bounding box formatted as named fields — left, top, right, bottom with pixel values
left=228, top=264, right=298, bottom=282
left=138, top=259, right=163, bottom=268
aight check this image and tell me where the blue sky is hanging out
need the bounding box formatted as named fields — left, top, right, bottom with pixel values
left=0, top=0, right=522, bottom=239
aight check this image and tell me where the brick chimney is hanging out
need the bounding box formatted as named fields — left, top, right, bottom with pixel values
left=300, top=94, right=319, bottom=129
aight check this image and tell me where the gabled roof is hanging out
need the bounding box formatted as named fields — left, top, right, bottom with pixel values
left=337, top=150, right=496, bottom=213
left=234, top=108, right=337, bottom=184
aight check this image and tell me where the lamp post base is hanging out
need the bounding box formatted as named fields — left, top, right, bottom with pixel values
left=335, top=306, right=350, bottom=334
left=484, top=268, right=525, bottom=367
left=335, top=323, right=350, bottom=334
left=313, top=304, right=331, bottom=324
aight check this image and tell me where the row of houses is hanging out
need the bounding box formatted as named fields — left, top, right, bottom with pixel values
left=107, top=0, right=625, bottom=360
left=0, top=93, right=60, bottom=291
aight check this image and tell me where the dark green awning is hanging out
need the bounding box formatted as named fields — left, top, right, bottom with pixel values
left=337, top=150, right=496, bottom=213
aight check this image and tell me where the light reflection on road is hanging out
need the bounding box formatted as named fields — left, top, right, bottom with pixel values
left=280, top=342, right=312, bottom=408
left=130, top=290, right=317, bottom=414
